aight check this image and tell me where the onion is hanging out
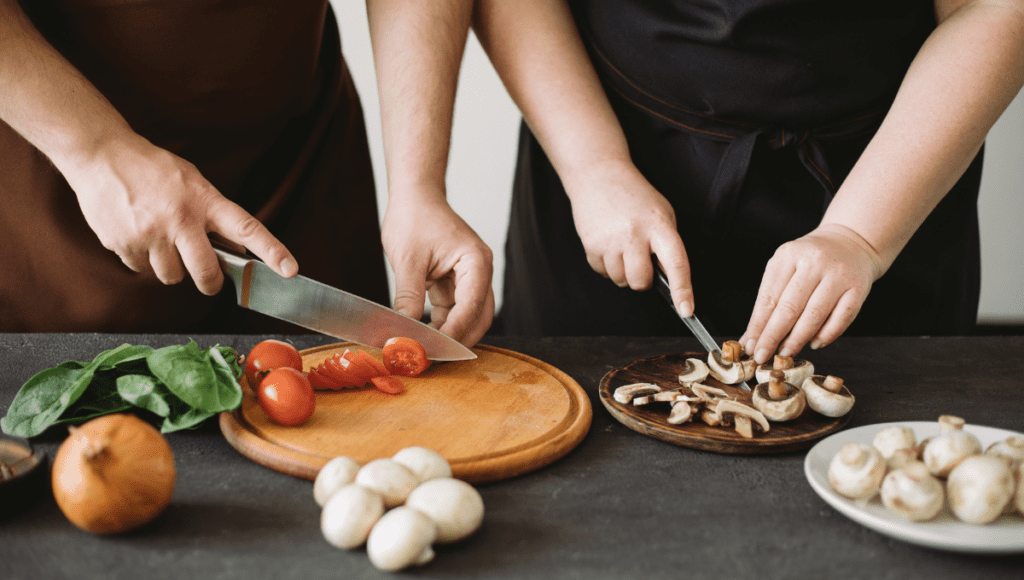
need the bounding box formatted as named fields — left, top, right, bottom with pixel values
left=52, top=414, right=176, bottom=534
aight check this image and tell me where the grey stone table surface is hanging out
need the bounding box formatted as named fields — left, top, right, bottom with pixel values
left=1, top=333, right=1022, bottom=580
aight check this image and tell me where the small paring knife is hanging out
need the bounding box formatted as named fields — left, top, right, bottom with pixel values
left=214, top=245, right=476, bottom=361
left=654, top=270, right=751, bottom=391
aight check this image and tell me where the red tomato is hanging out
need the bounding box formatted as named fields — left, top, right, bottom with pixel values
left=257, top=368, right=316, bottom=425
left=307, top=366, right=341, bottom=391
left=370, top=375, right=404, bottom=395
left=352, top=350, right=390, bottom=378
left=382, top=337, right=431, bottom=377
left=245, top=340, right=303, bottom=387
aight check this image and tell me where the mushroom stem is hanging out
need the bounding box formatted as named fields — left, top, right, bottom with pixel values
left=773, top=355, right=794, bottom=370
left=767, top=371, right=788, bottom=400
left=721, top=340, right=743, bottom=363
left=821, top=376, right=844, bottom=393
left=939, top=415, right=966, bottom=434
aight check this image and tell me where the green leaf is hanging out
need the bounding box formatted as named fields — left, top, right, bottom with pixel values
left=53, top=374, right=132, bottom=425
left=116, top=374, right=172, bottom=417
left=147, top=341, right=241, bottom=413
left=1, top=363, right=95, bottom=437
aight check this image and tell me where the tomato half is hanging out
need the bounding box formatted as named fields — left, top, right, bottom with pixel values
left=370, top=375, right=405, bottom=395
left=382, top=337, right=431, bottom=377
left=245, top=340, right=303, bottom=387
left=257, top=368, right=316, bottom=425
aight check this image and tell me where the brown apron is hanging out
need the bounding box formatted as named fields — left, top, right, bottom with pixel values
left=1, top=1, right=389, bottom=333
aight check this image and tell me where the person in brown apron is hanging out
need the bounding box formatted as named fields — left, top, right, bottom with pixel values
left=0, top=0, right=493, bottom=344
left=476, top=0, right=1023, bottom=362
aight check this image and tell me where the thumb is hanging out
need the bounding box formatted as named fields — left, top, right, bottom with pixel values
left=391, top=263, right=427, bottom=322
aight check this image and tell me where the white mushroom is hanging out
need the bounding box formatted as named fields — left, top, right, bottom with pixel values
left=801, top=375, right=855, bottom=417
left=754, top=354, right=814, bottom=386
left=405, top=477, right=485, bottom=544
left=677, top=358, right=710, bottom=386
left=828, top=442, right=886, bottom=500
left=1016, top=463, right=1024, bottom=517
left=355, top=458, right=419, bottom=509
left=314, top=456, right=361, bottom=507
left=690, top=383, right=730, bottom=403
left=320, top=483, right=385, bottom=549
left=946, top=455, right=1015, bottom=525
left=613, top=383, right=662, bottom=404
left=985, top=436, right=1024, bottom=472
left=922, top=417, right=981, bottom=478
left=366, top=506, right=437, bottom=571
left=707, top=341, right=755, bottom=385
left=392, top=446, right=453, bottom=484
left=886, top=447, right=920, bottom=471
left=716, top=400, right=769, bottom=439
left=872, top=426, right=918, bottom=461
left=751, top=370, right=806, bottom=422
left=667, top=401, right=693, bottom=425
left=880, top=461, right=945, bottom=522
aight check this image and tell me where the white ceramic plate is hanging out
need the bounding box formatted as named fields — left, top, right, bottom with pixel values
left=805, top=421, right=1024, bottom=553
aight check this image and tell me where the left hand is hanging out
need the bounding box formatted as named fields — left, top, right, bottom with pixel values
left=381, top=191, right=494, bottom=348
left=739, top=223, right=885, bottom=363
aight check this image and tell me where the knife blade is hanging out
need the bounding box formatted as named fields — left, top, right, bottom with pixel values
left=655, top=270, right=750, bottom=391
left=214, top=246, right=476, bottom=361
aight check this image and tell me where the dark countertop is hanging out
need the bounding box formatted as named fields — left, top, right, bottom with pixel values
left=1, top=333, right=1022, bottom=579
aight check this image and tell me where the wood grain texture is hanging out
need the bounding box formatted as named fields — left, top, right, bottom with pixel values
left=599, top=353, right=851, bottom=454
left=221, top=343, right=592, bottom=483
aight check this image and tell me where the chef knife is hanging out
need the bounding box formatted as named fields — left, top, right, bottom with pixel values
left=214, top=245, right=476, bottom=361
left=654, top=270, right=751, bottom=391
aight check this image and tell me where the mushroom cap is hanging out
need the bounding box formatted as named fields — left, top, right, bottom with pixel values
left=828, top=442, right=886, bottom=500
left=880, top=462, right=945, bottom=522
left=946, top=455, right=1014, bottom=525
left=314, top=456, right=361, bottom=507
left=677, top=358, right=710, bottom=386
left=872, top=426, right=918, bottom=460
left=754, top=359, right=814, bottom=386
left=1016, top=463, right=1024, bottom=517
left=355, top=458, right=419, bottom=509
left=801, top=375, right=855, bottom=418
left=751, top=379, right=806, bottom=422
left=985, top=436, right=1024, bottom=471
left=406, top=477, right=485, bottom=544
left=716, top=400, right=770, bottom=434
left=320, top=483, right=385, bottom=549
left=392, top=447, right=453, bottom=484
left=366, top=506, right=438, bottom=571
left=923, top=430, right=982, bottom=478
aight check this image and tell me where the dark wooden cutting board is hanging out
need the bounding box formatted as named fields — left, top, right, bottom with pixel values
left=221, top=343, right=592, bottom=483
left=599, top=353, right=851, bottom=454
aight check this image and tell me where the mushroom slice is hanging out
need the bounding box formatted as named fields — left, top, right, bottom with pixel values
left=880, top=461, right=945, bottom=522
left=653, top=389, right=684, bottom=402
left=632, top=394, right=658, bottom=406
left=716, top=400, right=769, bottom=439
left=947, top=455, right=1015, bottom=524
left=754, top=354, right=814, bottom=386
left=677, top=358, right=710, bottom=386
left=801, top=375, right=855, bottom=418
left=667, top=401, right=694, bottom=425
left=613, top=383, right=662, bottom=405
left=707, top=341, right=754, bottom=384
left=691, top=383, right=730, bottom=403
left=751, top=370, right=806, bottom=422
left=828, top=442, right=886, bottom=500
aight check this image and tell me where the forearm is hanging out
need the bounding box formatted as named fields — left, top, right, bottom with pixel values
left=471, top=0, right=636, bottom=193
left=366, top=0, right=473, bottom=202
left=822, top=0, right=1024, bottom=270
left=0, top=0, right=135, bottom=173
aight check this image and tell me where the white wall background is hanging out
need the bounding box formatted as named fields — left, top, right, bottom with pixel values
left=333, top=2, right=1024, bottom=326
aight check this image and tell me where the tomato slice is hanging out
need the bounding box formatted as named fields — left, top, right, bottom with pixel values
left=325, top=355, right=367, bottom=387
left=370, top=375, right=405, bottom=395
left=354, top=350, right=389, bottom=378
left=382, top=337, right=431, bottom=377
left=308, top=366, right=343, bottom=390
left=338, top=350, right=378, bottom=383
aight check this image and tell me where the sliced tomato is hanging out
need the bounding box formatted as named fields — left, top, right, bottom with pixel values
left=325, top=355, right=367, bottom=387
left=353, top=350, right=389, bottom=378
left=338, top=350, right=378, bottom=383
left=382, top=337, right=431, bottom=377
left=308, top=366, right=343, bottom=390
left=370, top=375, right=405, bottom=395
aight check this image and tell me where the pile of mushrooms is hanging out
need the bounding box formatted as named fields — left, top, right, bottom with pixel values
left=827, top=415, right=1024, bottom=524
left=314, top=446, right=485, bottom=571
left=613, top=348, right=854, bottom=439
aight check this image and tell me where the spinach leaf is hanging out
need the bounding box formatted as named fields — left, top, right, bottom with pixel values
left=116, top=374, right=173, bottom=418
left=146, top=341, right=242, bottom=413
left=54, top=374, right=132, bottom=425
left=0, top=362, right=91, bottom=437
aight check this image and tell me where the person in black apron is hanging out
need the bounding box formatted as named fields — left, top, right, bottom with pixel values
left=476, top=0, right=1022, bottom=361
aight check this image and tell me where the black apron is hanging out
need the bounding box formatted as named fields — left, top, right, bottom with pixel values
left=498, top=0, right=981, bottom=338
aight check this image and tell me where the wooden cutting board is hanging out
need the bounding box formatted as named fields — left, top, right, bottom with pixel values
left=599, top=353, right=851, bottom=454
left=220, top=343, right=592, bottom=484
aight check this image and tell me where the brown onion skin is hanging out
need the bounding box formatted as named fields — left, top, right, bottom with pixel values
left=52, top=414, right=176, bottom=534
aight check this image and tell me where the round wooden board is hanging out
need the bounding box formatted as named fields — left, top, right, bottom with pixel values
left=599, top=353, right=850, bottom=454
left=221, top=343, right=592, bottom=484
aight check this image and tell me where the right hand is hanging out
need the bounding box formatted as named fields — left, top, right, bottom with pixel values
left=566, top=162, right=694, bottom=316
left=64, top=133, right=297, bottom=295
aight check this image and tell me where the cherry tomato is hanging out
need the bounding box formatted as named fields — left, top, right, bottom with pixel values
left=382, top=337, right=431, bottom=377
left=370, top=375, right=405, bottom=395
left=245, top=340, right=303, bottom=387
left=257, top=368, right=316, bottom=425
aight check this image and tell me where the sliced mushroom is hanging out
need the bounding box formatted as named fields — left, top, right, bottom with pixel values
left=613, top=383, right=662, bottom=405
left=828, top=442, right=886, bottom=500
left=632, top=394, right=658, bottom=406
left=754, top=354, right=815, bottom=386
left=946, top=455, right=1014, bottom=525
left=677, top=358, right=710, bottom=386
left=751, top=370, right=806, bottom=422
left=707, top=341, right=755, bottom=385
left=922, top=416, right=981, bottom=478
left=880, top=461, right=945, bottom=522
left=652, top=389, right=684, bottom=402
left=716, top=400, right=769, bottom=439
left=872, top=426, right=918, bottom=461
left=801, top=375, right=855, bottom=417
left=667, top=401, right=694, bottom=425
left=691, top=383, right=730, bottom=403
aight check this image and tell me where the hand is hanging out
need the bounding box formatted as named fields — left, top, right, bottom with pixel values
left=65, top=134, right=297, bottom=295
left=381, top=192, right=494, bottom=348
left=740, top=223, right=885, bottom=363
left=565, top=163, right=694, bottom=316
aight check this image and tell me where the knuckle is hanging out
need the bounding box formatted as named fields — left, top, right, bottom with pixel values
left=233, top=215, right=265, bottom=240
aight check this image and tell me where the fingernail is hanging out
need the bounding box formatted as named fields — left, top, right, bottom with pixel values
left=678, top=300, right=694, bottom=318
left=810, top=339, right=822, bottom=350
left=744, top=339, right=755, bottom=355
left=754, top=349, right=770, bottom=364
left=280, top=258, right=298, bottom=277
left=779, top=347, right=791, bottom=357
